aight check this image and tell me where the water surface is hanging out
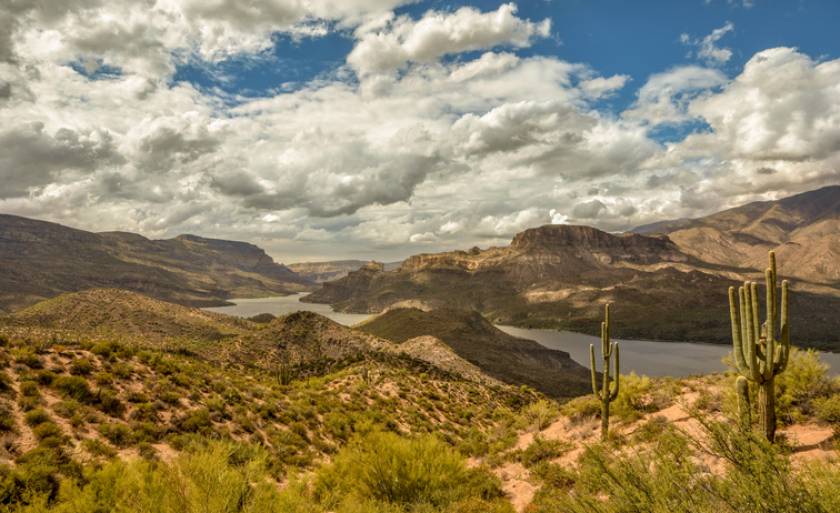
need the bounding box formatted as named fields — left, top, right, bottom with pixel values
left=206, top=294, right=840, bottom=377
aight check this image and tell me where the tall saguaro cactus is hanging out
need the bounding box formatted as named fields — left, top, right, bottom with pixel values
left=590, top=303, right=619, bottom=441
left=728, top=251, right=791, bottom=442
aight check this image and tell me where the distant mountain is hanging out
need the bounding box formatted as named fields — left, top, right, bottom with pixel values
left=0, top=214, right=313, bottom=313
left=288, top=259, right=402, bottom=282
left=305, top=222, right=840, bottom=349
left=633, top=185, right=840, bottom=285
left=357, top=307, right=591, bottom=399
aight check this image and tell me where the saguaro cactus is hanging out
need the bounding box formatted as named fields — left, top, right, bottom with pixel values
left=590, top=303, right=619, bottom=441
left=728, top=251, right=790, bottom=442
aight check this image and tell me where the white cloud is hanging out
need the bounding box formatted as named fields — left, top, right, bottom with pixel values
left=1, top=0, right=838, bottom=262
left=624, top=65, right=728, bottom=125
left=681, top=21, right=735, bottom=65
left=348, top=3, right=550, bottom=75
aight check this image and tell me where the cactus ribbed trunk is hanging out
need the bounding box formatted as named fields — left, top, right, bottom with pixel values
left=589, top=303, right=619, bottom=442
left=759, top=377, right=776, bottom=442
left=600, top=399, right=610, bottom=441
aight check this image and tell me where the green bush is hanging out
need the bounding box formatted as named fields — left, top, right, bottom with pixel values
left=98, top=422, right=133, bottom=447
left=24, top=408, right=51, bottom=427
left=313, top=431, right=508, bottom=511
left=53, top=376, right=93, bottom=403
left=521, top=400, right=559, bottom=431
left=528, top=417, right=840, bottom=513
left=814, top=393, right=840, bottom=425
left=517, top=437, right=570, bottom=468
left=69, top=358, right=94, bottom=376
left=775, top=348, right=831, bottom=422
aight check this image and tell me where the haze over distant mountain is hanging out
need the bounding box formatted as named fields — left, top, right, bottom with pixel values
left=633, top=185, right=840, bottom=285
left=0, top=214, right=313, bottom=313
left=305, top=187, right=840, bottom=349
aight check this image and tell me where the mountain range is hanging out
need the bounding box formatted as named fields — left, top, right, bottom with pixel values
left=304, top=186, right=840, bottom=349
left=0, top=214, right=313, bottom=313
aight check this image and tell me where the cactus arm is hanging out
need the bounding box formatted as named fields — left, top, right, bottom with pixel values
left=589, top=344, right=601, bottom=399
left=775, top=280, right=790, bottom=374
left=764, top=268, right=776, bottom=380
left=736, top=376, right=751, bottom=432
left=609, top=343, right=620, bottom=401
left=729, top=286, right=748, bottom=375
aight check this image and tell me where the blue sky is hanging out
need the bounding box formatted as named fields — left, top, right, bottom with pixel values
left=2, top=0, right=840, bottom=261
left=174, top=0, right=840, bottom=116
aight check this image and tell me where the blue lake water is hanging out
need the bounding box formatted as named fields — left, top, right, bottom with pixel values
left=206, top=294, right=840, bottom=377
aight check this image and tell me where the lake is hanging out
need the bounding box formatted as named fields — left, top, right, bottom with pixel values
left=206, top=294, right=840, bottom=377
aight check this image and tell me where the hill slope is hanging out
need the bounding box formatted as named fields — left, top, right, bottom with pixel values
left=0, top=214, right=313, bottom=312
left=357, top=308, right=591, bottom=399
left=633, top=185, right=840, bottom=285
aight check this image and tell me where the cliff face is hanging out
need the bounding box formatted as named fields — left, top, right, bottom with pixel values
left=0, top=214, right=313, bottom=312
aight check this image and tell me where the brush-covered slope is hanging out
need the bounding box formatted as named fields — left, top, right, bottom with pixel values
left=2, top=289, right=387, bottom=375
left=634, top=185, right=840, bottom=285
left=357, top=308, right=591, bottom=399
left=0, top=214, right=313, bottom=313
left=305, top=222, right=840, bottom=349
left=0, top=321, right=536, bottom=505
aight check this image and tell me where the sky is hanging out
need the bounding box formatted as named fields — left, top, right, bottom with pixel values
left=1, top=1, right=840, bottom=263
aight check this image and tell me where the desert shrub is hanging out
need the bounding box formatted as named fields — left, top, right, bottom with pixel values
left=98, top=422, right=133, bottom=447
left=521, top=400, right=559, bottom=431
left=34, top=370, right=56, bottom=386
left=517, top=437, right=570, bottom=468
left=176, top=408, right=213, bottom=434
left=82, top=437, right=117, bottom=458
left=560, top=394, right=601, bottom=423
left=313, top=431, right=508, bottom=511
left=32, top=422, right=64, bottom=441
left=610, top=373, right=668, bottom=421
left=19, top=380, right=40, bottom=398
left=0, top=404, right=15, bottom=432
left=95, top=388, right=125, bottom=417
left=24, top=408, right=51, bottom=427
left=528, top=418, right=840, bottom=513
left=12, top=348, right=42, bottom=369
left=69, top=358, right=94, bottom=376
left=53, top=400, right=81, bottom=419
left=814, top=393, right=840, bottom=425
left=53, top=376, right=93, bottom=403
left=775, top=348, right=831, bottom=422
left=93, top=371, right=114, bottom=386
left=11, top=442, right=287, bottom=513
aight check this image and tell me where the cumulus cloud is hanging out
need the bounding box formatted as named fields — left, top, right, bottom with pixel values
left=0, top=0, right=838, bottom=262
left=348, top=3, right=550, bottom=75
left=624, top=65, right=727, bottom=125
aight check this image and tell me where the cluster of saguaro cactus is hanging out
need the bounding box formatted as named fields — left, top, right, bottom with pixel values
left=728, top=251, right=790, bottom=442
left=589, top=303, right=619, bottom=441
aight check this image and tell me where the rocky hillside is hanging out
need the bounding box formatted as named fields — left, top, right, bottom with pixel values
left=1, top=289, right=533, bottom=389
left=634, top=185, right=840, bottom=285
left=0, top=214, right=313, bottom=313
left=288, top=259, right=401, bottom=282
left=357, top=308, right=591, bottom=399
left=305, top=223, right=840, bottom=349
